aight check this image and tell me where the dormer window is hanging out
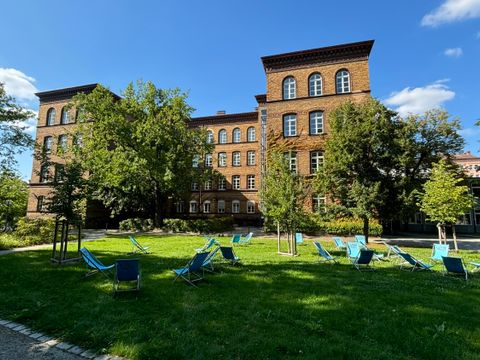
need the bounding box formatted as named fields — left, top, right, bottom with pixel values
left=283, top=76, right=296, bottom=100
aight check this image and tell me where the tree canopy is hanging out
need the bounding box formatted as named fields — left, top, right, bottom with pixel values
left=0, top=170, right=28, bottom=231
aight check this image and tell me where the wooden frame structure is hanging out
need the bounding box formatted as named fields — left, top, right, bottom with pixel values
left=51, top=218, right=82, bottom=264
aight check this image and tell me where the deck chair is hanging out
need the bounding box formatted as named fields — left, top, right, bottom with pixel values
left=470, top=262, right=480, bottom=272
left=398, top=252, right=434, bottom=271
left=295, top=232, right=304, bottom=245
left=128, top=236, right=150, bottom=254
left=313, top=241, right=336, bottom=264
left=80, top=247, right=114, bottom=278
left=354, top=235, right=368, bottom=248
left=173, top=252, right=210, bottom=286
left=347, top=242, right=361, bottom=261
left=442, top=256, right=468, bottom=280
left=239, top=232, right=253, bottom=245
left=332, top=236, right=346, bottom=250
left=431, top=244, right=449, bottom=262
left=220, top=246, right=240, bottom=265
left=196, top=237, right=218, bottom=253
left=231, top=234, right=241, bottom=244
left=351, top=249, right=375, bottom=271
left=202, top=246, right=221, bottom=272
left=114, top=259, right=140, bottom=294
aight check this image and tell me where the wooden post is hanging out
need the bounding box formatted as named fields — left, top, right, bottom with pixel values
left=452, top=224, right=459, bottom=252
left=52, top=220, right=60, bottom=260
left=277, top=221, right=280, bottom=253
left=77, top=222, right=82, bottom=254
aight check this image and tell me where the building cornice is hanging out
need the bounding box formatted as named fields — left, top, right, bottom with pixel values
left=36, top=84, right=120, bottom=103
left=189, top=111, right=258, bottom=126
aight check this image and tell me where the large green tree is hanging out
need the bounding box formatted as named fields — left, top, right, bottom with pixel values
left=0, top=170, right=28, bottom=231
left=0, top=83, right=35, bottom=171
left=74, top=81, right=212, bottom=226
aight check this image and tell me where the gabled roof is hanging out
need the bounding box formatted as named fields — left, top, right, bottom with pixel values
left=35, top=83, right=120, bottom=103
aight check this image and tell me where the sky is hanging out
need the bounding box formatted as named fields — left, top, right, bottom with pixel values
left=1, top=0, right=479, bottom=180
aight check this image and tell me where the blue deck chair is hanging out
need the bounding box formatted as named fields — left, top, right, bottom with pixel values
left=347, top=242, right=361, bottom=261
left=295, top=232, right=304, bottom=245
left=202, top=246, right=221, bottom=272
left=313, top=241, right=336, bottom=264
left=220, top=246, right=240, bottom=265
left=173, top=252, right=210, bottom=286
left=239, top=232, right=253, bottom=245
left=80, top=247, right=114, bottom=278
left=431, top=244, right=449, bottom=262
left=196, top=237, right=218, bottom=253
left=114, top=259, right=140, bottom=294
left=351, top=249, right=375, bottom=271
left=332, top=236, right=346, bottom=250
left=354, top=235, right=368, bottom=248
left=398, top=252, right=434, bottom=271
left=470, top=262, right=480, bottom=272
left=442, top=256, right=468, bottom=280
left=231, top=234, right=241, bottom=244
left=128, top=236, right=150, bottom=254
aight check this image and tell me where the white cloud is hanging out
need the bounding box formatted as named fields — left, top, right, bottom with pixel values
left=385, top=81, right=455, bottom=116
left=422, top=0, right=480, bottom=27
left=0, top=68, right=37, bottom=101
left=444, top=47, right=463, bottom=57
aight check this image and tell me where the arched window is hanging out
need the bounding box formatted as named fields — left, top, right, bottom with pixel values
left=206, top=130, right=214, bottom=144
left=46, top=108, right=56, bottom=126
left=309, top=73, right=322, bottom=96
left=189, top=200, right=198, bottom=213
left=283, top=114, right=297, bottom=137
left=219, top=129, right=227, bottom=144
left=43, top=136, right=53, bottom=153
left=309, top=111, right=324, bottom=135
left=247, top=127, right=256, bottom=142
left=233, top=128, right=241, bottom=143
left=247, top=200, right=255, bottom=214
left=60, top=107, right=70, bottom=124
left=283, top=76, right=296, bottom=100
left=232, top=200, right=240, bottom=214
left=203, top=200, right=211, bottom=213
left=336, top=69, right=351, bottom=94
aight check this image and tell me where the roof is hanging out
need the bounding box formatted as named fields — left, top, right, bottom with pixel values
left=190, top=111, right=258, bottom=126
left=35, top=83, right=120, bottom=103
left=255, top=94, right=267, bottom=104
left=453, top=151, right=480, bottom=161
left=261, top=40, right=375, bottom=72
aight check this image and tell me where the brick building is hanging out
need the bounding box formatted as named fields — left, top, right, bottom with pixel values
left=27, top=40, right=375, bottom=227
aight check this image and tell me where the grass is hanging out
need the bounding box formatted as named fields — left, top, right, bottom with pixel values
left=0, top=235, right=480, bottom=359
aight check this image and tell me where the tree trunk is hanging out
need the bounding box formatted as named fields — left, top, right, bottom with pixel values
left=154, top=186, right=164, bottom=228
left=452, top=224, right=458, bottom=252
left=363, top=217, right=369, bottom=244
left=437, top=223, right=442, bottom=244
left=277, top=221, right=281, bottom=253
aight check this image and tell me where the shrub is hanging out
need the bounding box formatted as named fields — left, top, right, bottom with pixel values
left=0, top=233, right=22, bottom=250
left=13, top=217, right=56, bottom=246
left=119, top=218, right=154, bottom=232
left=163, top=217, right=234, bottom=234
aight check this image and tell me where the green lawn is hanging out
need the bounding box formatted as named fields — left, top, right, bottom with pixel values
left=0, top=235, right=479, bottom=360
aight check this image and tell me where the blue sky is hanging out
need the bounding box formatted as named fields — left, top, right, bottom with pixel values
left=1, top=0, right=479, bottom=179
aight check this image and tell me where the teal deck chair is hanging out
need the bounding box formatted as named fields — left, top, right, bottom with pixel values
left=295, top=232, right=304, bottom=245
left=196, top=237, right=218, bottom=253
left=431, top=244, right=449, bottom=262
left=173, top=252, right=210, bottom=286
left=347, top=242, right=361, bottom=261
left=231, top=234, right=241, bottom=244
left=240, top=232, right=253, bottom=245
left=114, top=259, right=141, bottom=294
left=351, top=249, right=375, bottom=271
left=80, top=247, right=114, bottom=278
left=442, top=256, right=468, bottom=280
left=398, top=252, right=433, bottom=271
left=354, top=235, right=367, bottom=248
left=220, top=246, right=240, bottom=265
left=313, top=241, right=336, bottom=264
left=128, top=236, right=150, bottom=254
left=332, top=236, right=346, bottom=250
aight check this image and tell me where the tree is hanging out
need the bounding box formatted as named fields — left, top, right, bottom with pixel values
left=260, top=150, right=306, bottom=255
left=0, top=83, right=35, bottom=171
left=0, top=170, right=28, bottom=231
left=74, top=81, right=213, bottom=227
left=419, top=159, right=474, bottom=251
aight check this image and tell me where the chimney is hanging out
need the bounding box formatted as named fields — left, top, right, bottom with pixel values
left=216, top=110, right=226, bottom=115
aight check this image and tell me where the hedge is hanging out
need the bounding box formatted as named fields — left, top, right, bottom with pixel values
left=163, top=217, right=234, bottom=234
left=119, top=218, right=154, bottom=232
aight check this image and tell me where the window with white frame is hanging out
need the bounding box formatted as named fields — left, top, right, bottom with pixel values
left=309, top=111, right=324, bottom=135
left=310, top=151, right=324, bottom=174
left=206, top=130, right=214, bottom=144
left=189, top=200, right=198, bottom=213
left=232, top=200, right=240, bottom=214
left=192, top=154, right=200, bottom=168
left=205, top=154, right=213, bottom=167
left=61, top=107, right=70, bottom=124
left=247, top=151, right=256, bottom=166
left=218, top=177, right=226, bottom=190
left=283, top=76, right=296, bottom=100
left=73, top=133, right=83, bottom=147
left=204, top=179, right=212, bottom=190
left=284, top=151, right=297, bottom=173
left=43, top=136, right=53, bottom=154
left=191, top=182, right=199, bottom=191
left=247, top=175, right=255, bottom=189
left=309, top=73, right=322, bottom=96
left=247, top=127, right=256, bottom=142
left=218, top=152, right=227, bottom=167
left=232, top=151, right=241, bottom=166
left=58, top=134, right=68, bottom=152
left=336, top=69, right=351, bottom=94
left=232, top=175, right=240, bottom=190
left=203, top=201, right=211, bottom=213
left=218, top=200, right=225, bottom=213
left=283, top=114, right=297, bottom=137
left=46, top=108, right=56, bottom=126
left=36, top=196, right=45, bottom=212
left=312, top=194, right=326, bottom=213
left=233, top=128, right=241, bottom=143
left=247, top=200, right=255, bottom=214
left=176, top=201, right=184, bottom=213
left=219, top=129, right=227, bottom=144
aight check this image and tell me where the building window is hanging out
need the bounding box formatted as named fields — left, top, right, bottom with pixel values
left=46, top=108, right=56, bottom=126
left=232, top=151, right=241, bottom=166
left=247, top=175, right=255, bottom=189
left=283, top=76, right=296, bottom=100
left=218, top=177, right=226, bottom=190
left=310, top=151, right=324, bottom=174
left=313, top=194, right=326, bottom=213
left=232, top=175, right=240, bottom=190
left=336, top=69, right=351, bottom=94
left=54, top=164, right=65, bottom=183
left=73, top=133, right=83, bottom=147
left=36, top=196, right=45, bottom=212
left=58, top=134, right=68, bottom=152
left=247, top=200, right=255, bottom=214
left=206, top=130, right=214, bottom=144
left=191, top=182, right=199, bottom=191
left=204, top=179, right=212, bottom=190
left=285, top=151, right=297, bottom=173
left=247, top=151, right=256, bottom=166
left=60, top=107, right=70, bottom=125
left=203, top=201, right=211, bottom=213
left=176, top=201, right=184, bottom=213
left=43, top=136, right=53, bottom=154
left=309, top=73, right=322, bottom=96
left=218, top=200, right=225, bottom=214
left=232, top=200, right=240, bottom=214
left=233, top=128, right=241, bottom=143
left=205, top=154, right=213, bottom=167
left=309, top=111, right=324, bottom=135
left=218, top=152, right=227, bottom=167
left=189, top=201, right=198, bottom=213
left=192, top=155, right=200, bottom=168
left=283, top=114, right=297, bottom=137
left=39, top=165, right=49, bottom=183
left=247, top=127, right=256, bottom=142
left=219, top=129, right=227, bottom=144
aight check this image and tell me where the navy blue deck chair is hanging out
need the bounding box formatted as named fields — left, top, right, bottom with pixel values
left=173, top=252, right=210, bottom=286
left=80, top=247, right=114, bottom=278
left=398, top=252, right=433, bottom=271
left=220, top=246, right=240, bottom=265
left=352, top=249, right=375, bottom=271
left=114, top=259, right=141, bottom=294
left=128, top=236, right=150, bottom=254
left=442, top=256, right=469, bottom=280
left=313, top=241, right=336, bottom=264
